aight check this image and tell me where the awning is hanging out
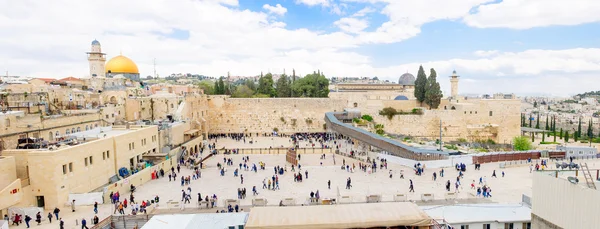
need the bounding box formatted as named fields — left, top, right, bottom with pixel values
left=245, top=202, right=433, bottom=229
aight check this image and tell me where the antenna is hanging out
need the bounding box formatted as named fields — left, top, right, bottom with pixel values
left=153, top=58, right=157, bottom=79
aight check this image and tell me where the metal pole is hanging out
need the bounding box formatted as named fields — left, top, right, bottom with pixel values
left=439, top=119, right=442, bottom=151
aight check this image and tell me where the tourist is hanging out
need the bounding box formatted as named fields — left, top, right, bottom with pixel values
left=35, top=212, right=41, bottom=225
left=93, top=215, right=99, bottom=224
left=53, top=207, right=60, bottom=220
left=24, top=214, right=31, bottom=228
left=409, top=179, right=414, bottom=192
left=492, top=170, right=497, bottom=178
left=94, top=201, right=98, bottom=214
left=81, top=218, right=89, bottom=229
left=328, top=180, right=331, bottom=189
left=47, top=212, right=52, bottom=223
left=59, top=218, right=64, bottom=229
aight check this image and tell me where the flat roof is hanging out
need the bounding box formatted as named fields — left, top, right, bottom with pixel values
left=421, top=204, right=531, bottom=224
left=245, top=202, right=433, bottom=229
left=68, top=126, right=134, bottom=139
left=142, top=213, right=248, bottom=229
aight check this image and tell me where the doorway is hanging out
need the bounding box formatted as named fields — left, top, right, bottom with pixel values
left=36, top=196, right=45, bottom=208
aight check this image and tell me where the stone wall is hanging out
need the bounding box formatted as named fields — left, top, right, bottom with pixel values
left=371, top=99, right=521, bottom=143
left=207, top=97, right=346, bottom=134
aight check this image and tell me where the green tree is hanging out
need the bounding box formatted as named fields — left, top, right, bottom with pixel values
left=559, top=128, right=563, bottom=139
left=291, top=72, right=329, bottom=98
left=275, top=74, right=292, bottom=97
left=565, top=130, right=570, bottom=143
left=545, top=115, right=549, bottom=130
left=529, top=114, right=532, bottom=128
left=577, top=117, right=582, bottom=138
left=521, top=114, right=525, bottom=127
left=542, top=132, right=545, bottom=142
left=213, top=80, right=221, bottom=95
left=535, top=113, right=540, bottom=129
left=553, top=130, right=556, bottom=142
left=232, top=85, right=254, bottom=98
left=361, top=115, right=373, bottom=122
left=424, top=68, right=442, bottom=109
left=533, top=101, right=538, bottom=108
left=244, top=79, right=257, bottom=91
left=588, top=119, right=593, bottom=139
left=218, top=77, right=226, bottom=94
left=413, top=65, right=427, bottom=105
left=257, top=73, right=276, bottom=97
left=513, top=136, right=532, bottom=151
left=197, top=80, right=214, bottom=95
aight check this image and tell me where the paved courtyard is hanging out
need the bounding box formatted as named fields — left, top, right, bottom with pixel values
left=11, top=136, right=600, bottom=229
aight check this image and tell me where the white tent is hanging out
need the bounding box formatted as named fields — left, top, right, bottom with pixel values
left=142, top=213, right=248, bottom=229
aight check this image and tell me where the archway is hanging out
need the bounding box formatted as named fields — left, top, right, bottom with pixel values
left=109, top=96, right=118, bottom=104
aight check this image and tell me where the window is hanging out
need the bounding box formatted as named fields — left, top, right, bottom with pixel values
left=489, top=111, right=493, bottom=116
left=522, top=222, right=531, bottom=229
left=483, top=224, right=491, bottom=229
left=132, top=142, right=135, bottom=149
left=19, top=134, right=27, bottom=139
left=129, top=143, right=132, bottom=150
left=464, top=111, right=467, bottom=114
left=85, top=158, right=88, bottom=166
left=103, top=151, right=106, bottom=160
left=77, top=127, right=81, bottom=132
left=4, top=118, right=10, bottom=127
left=62, top=165, right=67, bottom=174
left=106, top=151, right=110, bottom=159
left=461, top=225, right=469, bottom=229
left=105, top=115, right=109, bottom=119
left=66, top=129, right=70, bottom=135
left=579, top=151, right=583, bottom=155
left=112, top=114, right=115, bottom=118
left=89, top=156, right=93, bottom=165
left=68, top=162, right=73, bottom=172
left=171, top=104, right=174, bottom=108
left=85, top=125, right=89, bottom=131
left=504, top=223, right=514, bottom=229
left=71, top=128, right=75, bottom=133
left=470, top=111, right=472, bottom=114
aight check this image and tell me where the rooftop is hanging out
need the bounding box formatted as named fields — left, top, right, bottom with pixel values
left=421, top=204, right=531, bottom=224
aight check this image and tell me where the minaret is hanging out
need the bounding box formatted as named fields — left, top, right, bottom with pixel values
left=450, top=70, right=460, bottom=98
left=87, top=39, right=106, bottom=78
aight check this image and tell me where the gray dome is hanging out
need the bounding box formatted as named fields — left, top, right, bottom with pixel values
left=398, top=73, right=415, bottom=85
left=394, top=95, right=409, bottom=100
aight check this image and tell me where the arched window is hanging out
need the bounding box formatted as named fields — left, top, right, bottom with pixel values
left=444, top=106, right=447, bottom=110
left=353, top=102, right=358, bottom=108
left=451, top=106, right=456, bottom=110
left=55, top=132, right=60, bottom=137
left=77, top=127, right=81, bottom=132
left=71, top=128, right=75, bottom=133
left=66, top=129, right=70, bottom=135
left=49, top=132, right=53, bottom=141
left=85, top=125, right=89, bottom=131
left=95, top=124, right=99, bottom=127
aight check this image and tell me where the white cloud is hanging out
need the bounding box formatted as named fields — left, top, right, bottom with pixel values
left=0, top=0, right=598, bottom=96
left=352, top=7, right=375, bottom=17
left=464, top=0, right=600, bottom=29
left=334, top=17, right=369, bottom=34
left=295, top=0, right=331, bottom=7
left=473, top=50, right=499, bottom=57
left=263, top=4, right=287, bottom=16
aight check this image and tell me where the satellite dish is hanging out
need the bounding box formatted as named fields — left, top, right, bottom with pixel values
left=568, top=176, right=579, bottom=184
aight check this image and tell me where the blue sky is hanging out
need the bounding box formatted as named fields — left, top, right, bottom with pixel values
left=1, top=0, right=599, bottom=95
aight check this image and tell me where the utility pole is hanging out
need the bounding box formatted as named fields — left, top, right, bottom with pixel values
left=153, top=58, right=156, bottom=79
left=439, top=119, right=443, bottom=151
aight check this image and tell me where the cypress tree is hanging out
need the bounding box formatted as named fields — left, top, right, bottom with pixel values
left=531, top=133, right=535, bottom=143
left=542, top=132, right=545, bottom=142
left=588, top=119, right=593, bottom=139
left=424, top=68, right=442, bottom=109
left=414, top=66, right=427, bottom=106
left=545, top=115, right=549, bottom=130
left=529, top=114, right=533, bottom=128
left=559, top=128, right=563, bottom=139
left=535, top=113, right=540, bottom=129
left=553, top=130, right=556, bottom=142
left=577, top=117, right=582, bottom=138
left=565, top=131, right=569, bottom=143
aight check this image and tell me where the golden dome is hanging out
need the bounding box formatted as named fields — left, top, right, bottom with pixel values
left=105, top=55, right=139, bottom=74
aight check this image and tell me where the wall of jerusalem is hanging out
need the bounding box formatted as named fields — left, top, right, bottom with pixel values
left=207, top=96, right=346, bottom=134
left=372, top=99, right=521, bottom=143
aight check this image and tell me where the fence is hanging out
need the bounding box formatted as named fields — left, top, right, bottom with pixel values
left=214, top=147, right=333, bottom=155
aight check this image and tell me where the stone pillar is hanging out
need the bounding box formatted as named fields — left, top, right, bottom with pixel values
left=449, top=70, right=459, bottom=98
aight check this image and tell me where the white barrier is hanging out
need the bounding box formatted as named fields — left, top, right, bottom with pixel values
left=394, top=194, right=407, bottom=202
left=444, top=192, right=457, bottom=200
left=338, top=196, right=352, bottom=204
left=378, top=153, right=473, bottom=169
left=366, top=195, right=381, bottom=203
left=282, top=198, right=296, bottom=206
left=68, top=192, right=104, bottom=206
left=252, top=198, right=267, bottom=206
left=224, top=199, right=239, bottom=207
left=8, top=207, right=44, bottom=222
left=421, top=193, right=434, bottom=201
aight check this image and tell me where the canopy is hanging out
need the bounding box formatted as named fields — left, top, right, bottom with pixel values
left=142, top=213, right=248, bottom=229
left=245, top=202, right=433, bottom=229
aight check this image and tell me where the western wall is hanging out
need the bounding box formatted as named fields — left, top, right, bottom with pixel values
left=207, top=96, right=346, bottom=134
